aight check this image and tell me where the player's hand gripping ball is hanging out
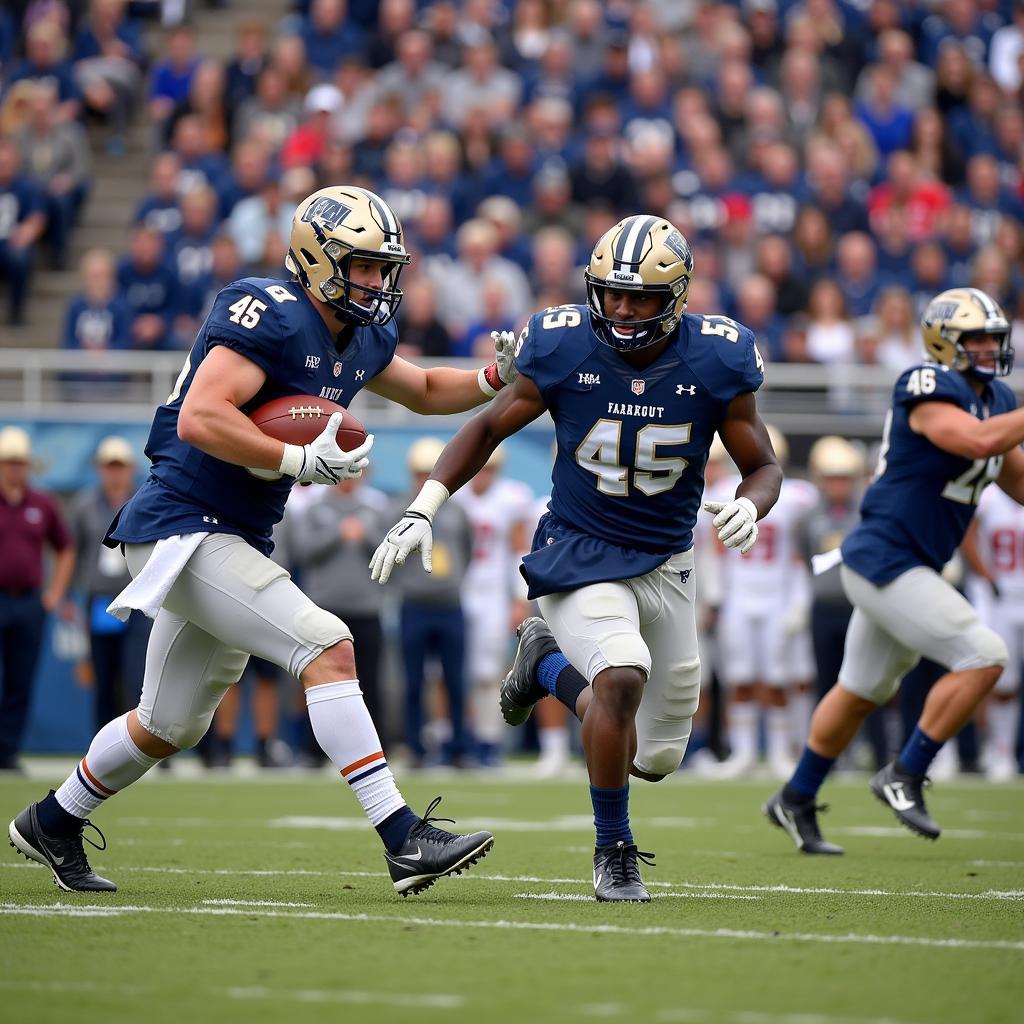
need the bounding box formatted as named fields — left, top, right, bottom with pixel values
left=247, top=395, right=371, bottom=483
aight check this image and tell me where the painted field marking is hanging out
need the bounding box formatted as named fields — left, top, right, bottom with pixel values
left=0, top=902, right=1021, bottom=952
left=201, top=899, right=315, bottom=908
left=654, top=1011, right=917, bottom=1024
left=515, top=891, right=761, bottom=902
left=4, top=861, right=1022, bottom=901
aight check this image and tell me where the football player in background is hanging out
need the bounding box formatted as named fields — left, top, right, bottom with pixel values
left=371, top=215, right=782, bottom=901
left=710, top=426, right=817, bottom=778
left=766, top=289, right=1023, bottom=854
left=8, top=186, right=515, bottom=896
left=452, top=445, right=533, bottom=766
left=962, top=487, right=1024, bottom=780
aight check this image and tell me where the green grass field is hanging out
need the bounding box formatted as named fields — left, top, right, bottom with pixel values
left=2, top=765, right=1022, bottom=1024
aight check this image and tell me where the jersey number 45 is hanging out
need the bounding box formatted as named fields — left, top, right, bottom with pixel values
left=576, top=419, right=691, bottom=497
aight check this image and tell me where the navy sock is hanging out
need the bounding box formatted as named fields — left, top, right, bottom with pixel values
left=35, top=790, right=84, bottom=837
left=897, top=725, right=943, bottom=777
left=590, top=784, right=633, bottom=847
left=783, top=747, right=835, bottom=803
left=537, top=652, right=589, bottom=716
left=377, top=804, right=419, bottom=854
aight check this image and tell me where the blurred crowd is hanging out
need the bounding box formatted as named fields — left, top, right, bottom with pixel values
left=2, top=423, right=1022, bottom=780
left=0, top=0, right=1020, bottom=367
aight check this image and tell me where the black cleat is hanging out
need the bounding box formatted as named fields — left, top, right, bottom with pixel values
left=500, top=616, right=559, bottom=726
left=870, top=761, right=940, bottom=840
left=8, top=801, right=117, bottom=892
left=763, top=790, right=844, bottom=855
left=384, top=797, right=494, bottom=896
left=593, top=841, right=654, bottom=902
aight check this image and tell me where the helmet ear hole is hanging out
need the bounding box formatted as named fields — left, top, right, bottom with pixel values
left=300, top=247, right=319, bottom=267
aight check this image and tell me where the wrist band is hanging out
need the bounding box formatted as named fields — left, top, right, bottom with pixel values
left=478, top=363, right=504, bottom=398
left=279, top=443, right=305, bottom=478
left=407, top=478, right=450, bottom=522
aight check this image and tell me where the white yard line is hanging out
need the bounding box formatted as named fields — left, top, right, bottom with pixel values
left=0, top=901, right=1020, bottom=952
left=201, top=899, right=315, bottom=908
left=4, top=861, right=1021, bottom=901
left=654, top=1011, right=917, bottom=1024
left=515, top=891, right=761, bottom=902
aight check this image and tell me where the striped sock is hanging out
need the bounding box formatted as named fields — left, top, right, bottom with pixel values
left=54, top=713, right=160, bottom=819
left=306, top=680, right=410, bottom=842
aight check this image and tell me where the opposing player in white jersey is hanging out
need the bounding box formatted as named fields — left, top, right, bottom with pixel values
left=711, top=427, right=817, bottom=776
left=962, top=485, right=1024, bottom=780
left=452, top=446, right=533, bottom=764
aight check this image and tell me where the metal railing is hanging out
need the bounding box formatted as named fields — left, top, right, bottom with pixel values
left=1, top=348, right=1020, bottom=440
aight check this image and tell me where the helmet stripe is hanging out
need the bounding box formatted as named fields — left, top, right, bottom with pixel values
left=614, top=215, right=659, bottom=270
left=348, top=186, right=401, bottom=239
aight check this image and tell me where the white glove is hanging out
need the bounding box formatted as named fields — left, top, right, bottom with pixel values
left=278, top=413, right=373, bottom=485
left=369, top=512, right=433, bottom=584
left=492, top=329, right=519, bottom=386
left=703, top=496, right=759, bottom=555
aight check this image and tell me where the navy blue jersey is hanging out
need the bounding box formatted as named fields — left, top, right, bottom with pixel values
left=515, top=306, right=763, bottom=598
left=108, top=277, right=398, bottom=554
left=843, top=363, right=1016, bottom=585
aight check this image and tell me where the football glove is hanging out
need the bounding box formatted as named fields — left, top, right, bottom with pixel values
left=703, top=496, right=759, bottom=555
left=280, top=413, right=374, bottom=485
left=492, top=329, right=519, bottom=386
left=369, top=512, right=433, bottom=584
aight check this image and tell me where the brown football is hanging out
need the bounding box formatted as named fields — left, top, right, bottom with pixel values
left=249, top=395, right=367, bottom=451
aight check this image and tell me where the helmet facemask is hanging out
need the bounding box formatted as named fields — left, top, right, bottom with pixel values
left=584, top=277, right=683, bottom=352
left=955, top=328, right=1015, bottom=380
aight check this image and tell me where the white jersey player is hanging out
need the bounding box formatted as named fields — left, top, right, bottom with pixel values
left=963, top=485, right=1023, bottom=780
left=453, top=447, right=533, bottom=763
left=712, top=427, right=817, bottom=776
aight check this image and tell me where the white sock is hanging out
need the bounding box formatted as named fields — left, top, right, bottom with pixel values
left=305, top=679, right=406, bottom=826
left=766, top=707, right=792, bottom=763
left=539, top=727, right=569, bottom=759
left=55, top=713, right=160, bottom=818
left=988, top=699, right=1020, bottom=760
left=728, top=702, right=758, bottom=762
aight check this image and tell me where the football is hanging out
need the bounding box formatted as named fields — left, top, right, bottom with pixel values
left=247, top=395, right=367, bottom=480
left=249, top=394, right=367, bottom=450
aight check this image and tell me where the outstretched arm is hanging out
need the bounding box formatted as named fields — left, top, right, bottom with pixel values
left=369, top=374, right=547, bottom=583
left=702, top=392, right=782, bottom=555
left=910, top=402, right=1024, bottom=460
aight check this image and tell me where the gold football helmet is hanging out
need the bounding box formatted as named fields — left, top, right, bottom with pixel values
left=285, top=185, right=411, bottom=326
left=921, top=287, right=1013, bottom=378
left=808, top=436, right=865, bottom=479
left=584, top=215, right=694, bottom=351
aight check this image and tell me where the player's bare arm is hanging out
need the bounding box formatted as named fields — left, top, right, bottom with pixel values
left=995, top=445, right=1024, bottom=504
left=718, top=392, right=783, bottom=518
left=369, top=374, right=546, bottom=583
left=177, top=345, right=284, bottom=472
left=909, top=401, right=1024, bottom=460
left=960, top=518, right=998, bottom=592
left=367, top=330, right=519, bottom=415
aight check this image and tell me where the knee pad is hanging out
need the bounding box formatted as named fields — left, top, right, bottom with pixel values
left=634, top=657, right=701, bottom=778
left=597, top=630, right=652, bottom=677
left=292, top=606, right=353, bottom=677
left=955, top=624, right=1009, bottom=672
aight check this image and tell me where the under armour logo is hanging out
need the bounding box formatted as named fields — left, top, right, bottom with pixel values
left=355, top=370, right=365, bottom=380
left=676, top=384, right=697, bottom=396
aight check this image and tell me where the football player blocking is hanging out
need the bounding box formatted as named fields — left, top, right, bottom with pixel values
left=766, top=288, right=1023, bottom=855
left=372, top=215, right=783, bottom=903
left=8, top=186, right=518, bottom=896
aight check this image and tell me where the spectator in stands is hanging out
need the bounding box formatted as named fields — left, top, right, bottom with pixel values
left=281, top=84, right=343, bottom=170
left=216, top=138, right=271, bottom=219
left=396, top=276, right=451, bottom=358
left=529, top=225, right=581, bottom=308
left=868, top=150, right=952, bottom=244
left=910, top=106, right=966, bottom=187
left=790, top=204, right=834, bottom=283
left=959, top=153, right=1024, bottom=246
left=117, top=224, right=178, bottom=350
left=224, top=20, right=268, bottom=119
left=15, top=81, right=90, bottom=269
left=943, top=202, right=980, bottom=279
left=0, top=139, right=46, bottom=327
left=856, top=29, right=935, bottom=111
left=168, top=184, right=218, bottom=340
left=476, top=195, right=531, bottom=272
left=134, top=151, right=183, bottom=236
left=227, top=167, right=302, bottom=272
left=148, top=23, right=199, bottom=137
left=805, top=144, right=870, bottom=237
left=9, top=20, right=81, bottom=122
left=169, top=113, right=228, bottom=195
left=570, top=125, right=636, bottom=215
left=0, top=426, right=75, bottom=772
left=301, top=0, right=365, bottom=77
left=233, top=66, right=302, bottom=152
left=971, top=245, right=1018, bottom=313
left=735, top=273, right=785, bottom=363
left=63, top=248, right=131, bottom=353
left=69, top=436, right=149, bottom=734
left=989, top=2, right=1024, bottom=95
left=441, top=31, right=521, bottom=129
left=835, top=231, right=882, bottom=318
left=455, top=277, right=515, bottom=358
left=934, top=40, right=973, bottom=114
left=390, top=438, right=473, bottom=768
left=268, top=33, right=313, bottom=102
left=873, top=286, right=922, bottom=371
left=755, top=233, right=808, bottom=318
left=745, top=141, right=805, bottom=239
left=165, top=60, right=229, bottom=155
left=805, top=279, right=855, bottom=365
left=374, top=28, right=446, bottom=117
left=909, top=241, right=953, bottom=317
left=855, top=63, right=914, bottom=158
left=72, top=0, right=144, bottom=155
left=777, top=47, right=822, bottom=148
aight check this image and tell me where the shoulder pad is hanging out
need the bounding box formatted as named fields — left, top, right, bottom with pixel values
left=685, top=313, right=764, bottom=400
left=204, top=278, right=298, bottom=375
left=514, top=305, right=596, bottom=395
left=893, top=363, right=968, bottom=408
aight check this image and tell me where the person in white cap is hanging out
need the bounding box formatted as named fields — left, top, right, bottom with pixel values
left=0, top=426, right=76, bottom=771
left=68, top=437, right=150, bottom=733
